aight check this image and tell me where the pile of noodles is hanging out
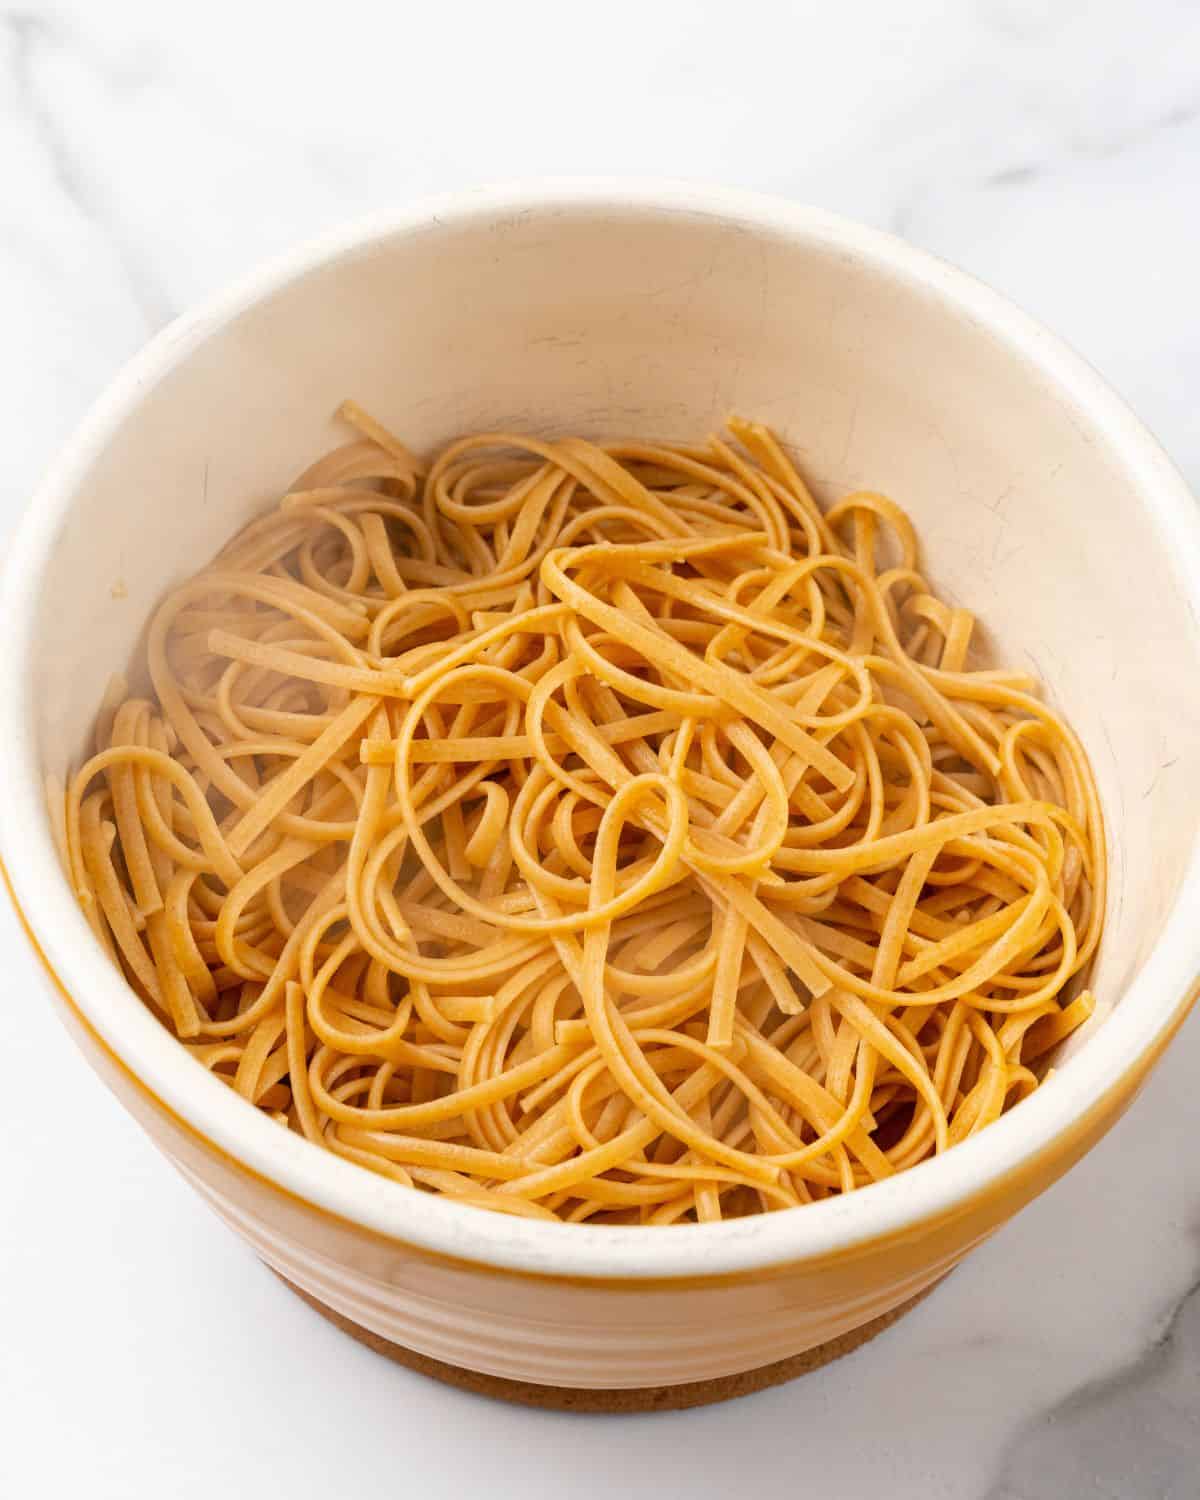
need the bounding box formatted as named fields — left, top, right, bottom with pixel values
left=58, top=405, right=1104, bottom=1223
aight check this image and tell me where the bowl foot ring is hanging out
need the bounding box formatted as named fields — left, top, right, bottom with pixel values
left=275, top=1270, right=941, bottom=1412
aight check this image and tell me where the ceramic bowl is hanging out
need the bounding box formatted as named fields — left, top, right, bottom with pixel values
left=4, top=183, right=1199, bottom=1390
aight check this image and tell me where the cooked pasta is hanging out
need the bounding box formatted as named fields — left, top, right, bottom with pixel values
left=60, top=405, right=1105, bottom=1224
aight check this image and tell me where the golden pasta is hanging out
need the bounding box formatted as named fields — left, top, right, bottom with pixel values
left=60, top=405, right=1105, bottom=1224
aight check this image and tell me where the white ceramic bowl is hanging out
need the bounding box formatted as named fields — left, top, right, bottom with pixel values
left=4, top=182, right=1200, bottom=1390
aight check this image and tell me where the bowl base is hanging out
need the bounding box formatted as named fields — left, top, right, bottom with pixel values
left=274, top=1270, right=942, bottom=1411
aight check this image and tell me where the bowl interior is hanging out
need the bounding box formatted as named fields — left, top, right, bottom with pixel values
left=10, top=195, right=1200, bottom=1275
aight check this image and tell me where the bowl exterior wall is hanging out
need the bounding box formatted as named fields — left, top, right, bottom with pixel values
left=36, top=950, right=1174, bottom=1386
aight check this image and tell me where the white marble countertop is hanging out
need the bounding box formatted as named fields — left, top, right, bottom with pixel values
left=2, top=3, right=1198, bottom=1496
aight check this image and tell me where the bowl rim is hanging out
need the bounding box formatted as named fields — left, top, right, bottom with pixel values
left=3, top=178, right=1199, bottom=1282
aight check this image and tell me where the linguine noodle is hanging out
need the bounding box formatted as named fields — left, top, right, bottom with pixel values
left=60, top=406, right=1104, bottom=1224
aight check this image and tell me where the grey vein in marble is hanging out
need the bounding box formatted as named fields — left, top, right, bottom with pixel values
left=4, top=8, right=170, bottom=330
left=985, top=1244, right=1200, bottom=1499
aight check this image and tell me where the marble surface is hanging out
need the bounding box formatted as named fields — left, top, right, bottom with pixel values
left=2, top=3, right=1198, bottom=1496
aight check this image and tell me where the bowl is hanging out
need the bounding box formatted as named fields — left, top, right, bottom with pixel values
left=4, top=182, right=1199, bottom=1391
